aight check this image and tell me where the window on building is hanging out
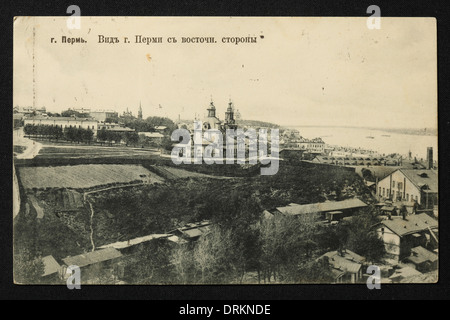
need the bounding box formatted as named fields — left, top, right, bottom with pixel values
left=379, top=187, right=381, bottom=195
left=406, top=194, right=409, bottom=201
left=392, top=181, right=395, bottom=188
left=383, top=188, right=385, bottom=196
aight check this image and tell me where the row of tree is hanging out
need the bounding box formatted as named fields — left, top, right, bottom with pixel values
left=23, top=124, right=176, bottom=150
left=96, top=129, right=139, bottom=146
left=24, top=124, right=94, bottom=143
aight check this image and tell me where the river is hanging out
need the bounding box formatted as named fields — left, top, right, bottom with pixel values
left=290, top=126, right=438, bottom=161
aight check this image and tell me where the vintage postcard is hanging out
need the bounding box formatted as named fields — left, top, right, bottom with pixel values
left=13, top=16, right=438, bottom=286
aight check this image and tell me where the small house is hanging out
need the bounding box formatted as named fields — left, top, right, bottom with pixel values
left=375, top=213, right=438, bottom=263
left=318, top=249, right=366, bottom=284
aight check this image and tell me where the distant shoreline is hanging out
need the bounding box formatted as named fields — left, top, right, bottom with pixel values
left=284, top=125, right=437, bottom=137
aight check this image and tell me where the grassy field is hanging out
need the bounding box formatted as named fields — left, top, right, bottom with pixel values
left=18, top=164, right=164, bottom=189
left=36, top=145, right=161, bottom=159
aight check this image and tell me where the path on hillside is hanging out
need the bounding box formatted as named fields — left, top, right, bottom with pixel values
left=13, top=128, right=42, bottom=221
left=14, top=128, right=42, bottom=159
left=84, top=182, right=154, bottom=195
left=84, top=193, right=96, bottom=252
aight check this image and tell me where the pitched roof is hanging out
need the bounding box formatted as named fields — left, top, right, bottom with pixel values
left=322, top=250, right=365, bottom=274
left=380, top=169, right=438, bottom=193
left=173, top=221, right=212, bottom=239
left=379, top=213, right=438, bottom=237
left=406, top=246, right=438, bottom=265
left=140, top=132, right=164, bottom=138
left=182, top=225, right=211, bottom=238
left=41, top=255, right=61, bottom=277
left=26, top=116, right=96, bottom=122
left=389, top=266, right=422, bottom=282
left=62, top=248, right=122, bottom=268
left=105, top=127, right=135, bottom=132
left=276, top=198, right=367, bottom=216
left=98, top=234, right=171, bottom=250
left=400, top=169, right=438, bottom=193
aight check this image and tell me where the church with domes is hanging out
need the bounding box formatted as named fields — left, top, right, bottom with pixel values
left=202, top=99, right=238, bottom=132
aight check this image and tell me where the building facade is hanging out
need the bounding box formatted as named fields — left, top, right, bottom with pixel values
left=89, top=110, right=119, bottom=122
left=376, top=169, right=438, bottom=209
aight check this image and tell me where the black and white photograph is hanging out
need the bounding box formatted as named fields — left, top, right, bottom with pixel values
left=12, top=16, right=438, bottom=286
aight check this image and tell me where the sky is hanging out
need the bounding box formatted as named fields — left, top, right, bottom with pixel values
left=13, top=17, right=437, bottom=129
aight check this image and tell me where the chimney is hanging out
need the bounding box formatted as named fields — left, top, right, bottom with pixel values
left=427, top=147, right=433, bottom=169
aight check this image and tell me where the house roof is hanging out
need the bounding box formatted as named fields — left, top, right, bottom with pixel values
left=380, top=169, right=438, bottom=193
left=41, top=255, right=61, bottom=277
left=379, top=213, right=438, bottom=237
left=263, top=210, right=274, bottom=219
left=140, top=132, right=164, bottom=138
left=406, top=246, right=438, bottom=265
left=389, top=266, right=423, bottom=282
left=399, top=271, right=438, bottom=283
left=183, top=228, right=203, bottom=238
left=169, top=221, right=212, bottom=239
left=321, top=250, right=365, bottom=275
left=62, top=248, right=122, bottom=268
left=98, top=234, right=171, bottom=250
left=276, top=198, right=367, bottom=216
left=26, top=116, right=96, bottom=122
left=400, top=169, right=438, bottom=193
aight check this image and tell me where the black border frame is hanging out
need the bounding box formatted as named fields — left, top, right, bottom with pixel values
left=1, top=0, right=449, bottom=301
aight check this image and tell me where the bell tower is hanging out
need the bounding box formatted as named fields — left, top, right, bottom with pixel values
left=225, top=100, right=235, bottom=123
left=207, top=101, right=216, bottom=118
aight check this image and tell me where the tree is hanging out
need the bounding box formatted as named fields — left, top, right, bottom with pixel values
left=14, top=248, right=45, bottom=284
left=122, top=131, right=139, bottom=147
left=81, top=128, right=94, bottom=144
left=169, top=227, right=244, bottom=284
left=125, top=239, right=173, bottom=284
left=105, top=115, right=119, bottom=123
left=160, top=136, right=175, bottom=151
left=192, top=227, right=243, bottom=284
left=342, top=207, right=386, bottom=263
left=295, top=259, right=336, bottom=284
left=64, top=127, right=77, bottom=142
left=361, top=168, right=375, bottom=182
left=170, top=243, right=196, bottom=284
left=97, top=128, right=108, bottom=145
left=257, top=213, right=321, bottom=283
